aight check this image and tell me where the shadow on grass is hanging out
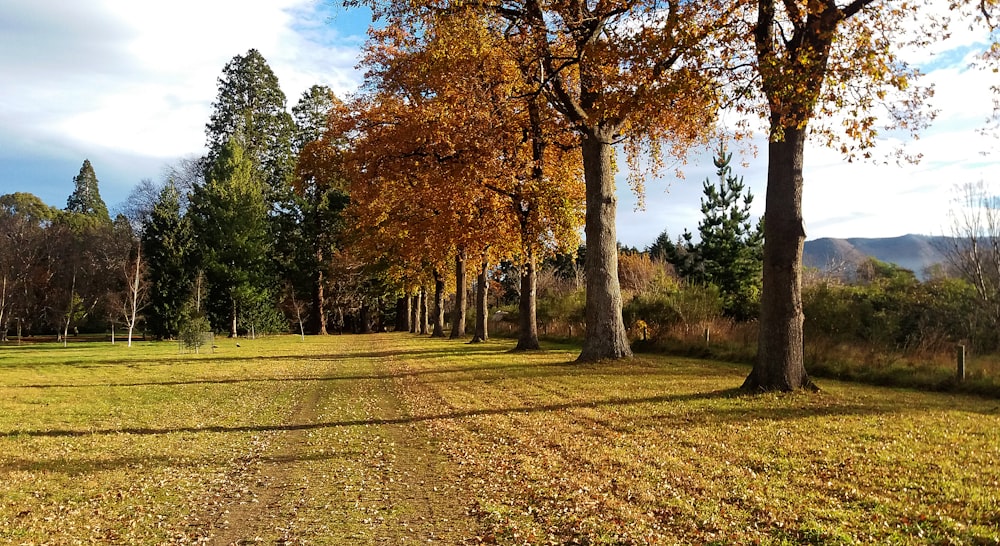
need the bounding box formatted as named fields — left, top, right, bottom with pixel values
left=0, top=449, right=365, bottom=476
left=7, top=356, right=731, bottom=390
left=0, top=387, right=921, bottom=440
left=0, top=343, right=512, bottom=371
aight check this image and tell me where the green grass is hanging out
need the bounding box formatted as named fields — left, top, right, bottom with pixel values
left=2, top=334, right=999, bottom=544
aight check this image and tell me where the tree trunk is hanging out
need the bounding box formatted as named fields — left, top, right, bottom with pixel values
left=431, top=270, right=446, bottom=337
left=396, top=296, right=410, bottom=332
left=410, top=294, right=419, bottom=333
left=419, top=287, right=429, bottom=335
left=0, top=274, right=8, bottom=342
left=515, top=250, right=540, bottom=350
left=311, top=257, right=328, bottom=335
left=471, top=260, right=489, bottom=343
left=577, top=129, right=632, bottom=362
left=450, top=249, right=467, bottom=339
left=743, top=126, right=815, bottom=392
left=230, top=298, right=238, bottom=338
left=360, top=303, right=373, bottom=334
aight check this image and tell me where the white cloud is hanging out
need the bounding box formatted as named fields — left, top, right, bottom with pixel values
left=0, top=0, right=365, bottom=163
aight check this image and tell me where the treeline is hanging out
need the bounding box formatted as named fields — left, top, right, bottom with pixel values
left=2, top=0, right=998, bottom=397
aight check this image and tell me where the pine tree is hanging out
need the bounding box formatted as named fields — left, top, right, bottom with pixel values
left=292, top=85, right=339, bottom=152
left=190, top=137, right=275, bottom=337
left=666, top=144, right=764, bottom=319
left=66, top=159, right=111, bottom=223
left=142, top=181, right=194, bottom=339
left=287, top=86, right=350, bottom=334
left=205, top=49, right=295, bottom=197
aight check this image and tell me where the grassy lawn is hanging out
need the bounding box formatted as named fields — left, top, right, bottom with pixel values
left=1, top=334, right=998, bottom=544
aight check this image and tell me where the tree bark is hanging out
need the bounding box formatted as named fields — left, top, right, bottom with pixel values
left=577, top=129, right=632, bottom=362
left=515, top=250, right=540, bottom=350
left=410, top=293, right=419, bottom=333
left=419, top=287, right=429, bottom=335
left=230, top=298, right=238, bottom=338
left=450, top=249, right=467, bottom=339
left=396, top=296, right=410, bottom=332
left=471, top=260, right=489, bottom=343
left=743, top=126, right=815, bottom=392
left=311, top=251, right=328, bottom=335
left=431, top=271, right=446, bottom=337
left=0, top=274, right=9, bottom=342
left=360, top=302, right=373, bottom=334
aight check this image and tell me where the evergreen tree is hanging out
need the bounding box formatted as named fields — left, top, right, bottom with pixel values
left=287, top=86, right=350, bottom=334
left=664, top=144, right=764, bottom=319
left=142, top=181, right=194, bottom=339
left=292, top=85, right=339, bottom=152
left=205, top=49, right=296, bottom=198
left=190, top=137, right=276, bottom=337
left=66, top=159, right=111, bottom=223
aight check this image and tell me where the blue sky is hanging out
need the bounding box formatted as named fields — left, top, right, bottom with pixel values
left=1, top=0, right=997, bottom=249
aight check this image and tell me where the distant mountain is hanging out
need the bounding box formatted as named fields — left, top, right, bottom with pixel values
left=803, top=234, right=952, bottom=279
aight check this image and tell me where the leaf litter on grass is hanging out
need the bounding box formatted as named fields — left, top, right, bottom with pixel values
left=2, top=334, right=999, bottom=544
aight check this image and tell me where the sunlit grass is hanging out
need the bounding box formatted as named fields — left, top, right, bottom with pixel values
left=2, top=334, right=998, bottom=544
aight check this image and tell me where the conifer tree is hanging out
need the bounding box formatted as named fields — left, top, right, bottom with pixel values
left=190, top=137, right=275, bottom=337
left=66, top=159, right=111, bottom=223
left=205, top=49, right=296, bottom=198
left=142, top=181, right=194, bottom=339
left=662, top=144, right=763, bottom=319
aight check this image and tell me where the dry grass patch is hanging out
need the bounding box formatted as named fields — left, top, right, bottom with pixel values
left=382, top=336, right=1000, bottom=545
left=2, top=334, right=999, bottom=544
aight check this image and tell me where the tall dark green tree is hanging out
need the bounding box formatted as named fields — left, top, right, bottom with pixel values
left=142, top=181, right=194, bottom=339
left=292, top=85, right=339, bottom=152
left=205, top=49, right=296, bottom=199
left=66, top=159, right=111, bottom=224
left=288, top=87, right=350, bottom=334
left=190, top=137, right=276, bottom=337
left=660, top=144, right=763, bottom=320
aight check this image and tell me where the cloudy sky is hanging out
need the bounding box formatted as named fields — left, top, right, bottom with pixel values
left=1, top=1, right=997, bottom=249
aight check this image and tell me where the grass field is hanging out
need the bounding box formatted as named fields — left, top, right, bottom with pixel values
left=1, top=334, right=998, bottom=544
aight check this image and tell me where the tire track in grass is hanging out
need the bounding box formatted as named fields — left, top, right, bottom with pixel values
left=205, top=380, right=320, bottom=545
left=205, top=334, right=479, bottom=544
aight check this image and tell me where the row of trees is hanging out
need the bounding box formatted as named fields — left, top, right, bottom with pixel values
left=336, top=0, right=996, bottom=391
left=0, top=163, right=144, bottom=346
left=3, top=0, right=998, bottom=393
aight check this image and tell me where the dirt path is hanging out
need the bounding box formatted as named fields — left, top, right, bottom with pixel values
left=203, top=336, right=479, bottom=544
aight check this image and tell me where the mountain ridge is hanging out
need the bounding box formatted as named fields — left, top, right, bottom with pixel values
left=803, top=234, right=952, bottom=279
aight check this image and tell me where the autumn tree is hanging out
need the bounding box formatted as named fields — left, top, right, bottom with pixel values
left=740, top=0, right=996, bottom=391
left=341, top=10, right=584, bottom=349
left=357, top=0, right=740, bottom=360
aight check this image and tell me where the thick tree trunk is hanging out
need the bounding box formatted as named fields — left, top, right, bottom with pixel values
left=515, top=250, right=540, bottom=350
left=360, top=303, right=373, bottom=334
left=396, top=296, right=410, bottom=332
left=431, top=271, right=446, bottom=337
left=577, top=129, right=632, bottom=362
left=0, top=274, right=8, bottom=342
left=471, top=260, right=489, bottom=343
left=419, top=287, right=429, bottom=335
left=743, top=127, right=815, bottom=392
left=450, top=249, right=467, bottom=339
